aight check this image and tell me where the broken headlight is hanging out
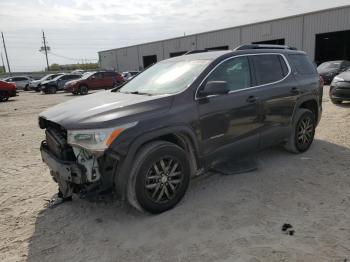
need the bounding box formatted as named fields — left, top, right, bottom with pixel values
left=67, top=122, right=137, bottom=153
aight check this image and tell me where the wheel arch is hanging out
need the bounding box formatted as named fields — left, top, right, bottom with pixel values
left=113, top=126, right=201, bottom=200
left=293, top=97, right=320, bottom=125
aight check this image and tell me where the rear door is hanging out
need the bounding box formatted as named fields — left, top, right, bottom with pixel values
left=249, top=53, right=298, bottom=149
left=197, top=55, right=260, bottom=158
left=16, top=77, right=28, bottom=88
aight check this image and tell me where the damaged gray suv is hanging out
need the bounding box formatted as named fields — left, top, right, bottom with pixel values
left=39, top=45, right=323, bottom=213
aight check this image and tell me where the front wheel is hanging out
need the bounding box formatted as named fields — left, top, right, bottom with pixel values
left=128, top=141, right=191, bottom=214
left=284, top=109, right=315, bottom=153
left=48, top=86, right=57, bottom=94
left=78, top=85, right=88, bottom=95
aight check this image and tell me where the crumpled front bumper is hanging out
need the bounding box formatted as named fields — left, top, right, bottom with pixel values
left=40, top=141, right=87, bottom=197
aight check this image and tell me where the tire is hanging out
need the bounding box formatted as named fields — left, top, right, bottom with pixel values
left=35, top=85, right=41, bottom=92
left=48, top=86, right=57, bottom=94
left=284, top=109, right=315, bottom=153
left=331, top=99, right=342, bottom=104
left=72, top=91, right=78, bottom=95
left=0, top=92, right=9, bottom=102
left=127, top=141, right=191, bottom=214
left=24, top=85, right=29, bottom=91
left=78, top=85, right=88, bottom=95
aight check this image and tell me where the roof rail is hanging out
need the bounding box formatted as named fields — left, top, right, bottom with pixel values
left=234, top=44, right=297, bottom=51
left=184, top=50, right=209, bottom=55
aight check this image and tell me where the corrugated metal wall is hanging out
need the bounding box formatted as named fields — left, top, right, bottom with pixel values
left=99, top=6, right=350, bottom=71
left=303, top=5, right=350, bottom=59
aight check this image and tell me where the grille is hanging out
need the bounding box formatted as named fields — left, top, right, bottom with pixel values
left=46, top=127, right=75, bottom=161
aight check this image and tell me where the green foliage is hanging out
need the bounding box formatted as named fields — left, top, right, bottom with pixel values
left=49, top=63, right=99, bottom=71
left=0, top=66, right=6, bottom=73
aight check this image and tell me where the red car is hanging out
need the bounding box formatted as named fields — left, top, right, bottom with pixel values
left=64, top=71, right=124, bottom=95
left=0, top=80, right=16, bottom=102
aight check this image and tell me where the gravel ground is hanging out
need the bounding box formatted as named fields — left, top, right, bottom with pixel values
left=0, top=88, right=349, bottom=262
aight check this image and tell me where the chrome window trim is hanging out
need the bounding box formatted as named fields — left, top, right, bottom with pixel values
left=195, top=53, right=292, bottom=100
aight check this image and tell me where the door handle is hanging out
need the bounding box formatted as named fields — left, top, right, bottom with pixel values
left=246, top=95, right=258, bottom=103
left=290, top=87, right=300, bottom=94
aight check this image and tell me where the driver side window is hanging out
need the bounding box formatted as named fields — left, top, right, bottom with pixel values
left=206, top=56, right=251, bottom=91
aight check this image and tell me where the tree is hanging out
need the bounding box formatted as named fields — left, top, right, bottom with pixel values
left=50, top=63, right=61, bottom=71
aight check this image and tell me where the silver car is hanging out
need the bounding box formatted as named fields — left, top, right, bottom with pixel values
left=3, top=76, right=33, bottom=90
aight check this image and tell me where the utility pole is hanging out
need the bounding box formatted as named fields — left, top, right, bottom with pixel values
left=1, top=52, right=6, bottom=73
left=1, top=32, right=11, bottom=75
left=42, top=31, right=50, bottom=71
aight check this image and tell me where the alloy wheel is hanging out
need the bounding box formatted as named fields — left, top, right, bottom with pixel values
left=145, top=157, right=183, bottom=203
left=296, top=116, right=314, bottom=147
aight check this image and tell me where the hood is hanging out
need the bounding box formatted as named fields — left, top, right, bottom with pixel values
left=336, top=71, right=350, bottom=80
left=65, top=79, right=79, bottom=86
left=41, top=80, right=55, bottom=85
left=317, top=68, right=339, bottom=75
left=39, top=90, right=173, bottom=129
left=31, top=79, right=41, bottom=84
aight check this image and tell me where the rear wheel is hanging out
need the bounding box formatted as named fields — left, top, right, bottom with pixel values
left=331, top=98, right=342, bottom=104
left=78, top=85, right=88, bottom=95
left=35, top=85, right=41, bottom=92
left=284, top=109, right=315, bottom=153
left=24, top=85, right=29, bottom=91
left=127, top=141, right=191, bottom=214
left=0, top=92, right=9, bottom=102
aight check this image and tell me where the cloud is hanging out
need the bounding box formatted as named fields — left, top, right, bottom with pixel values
left=0, top=0, right=349, bottom=71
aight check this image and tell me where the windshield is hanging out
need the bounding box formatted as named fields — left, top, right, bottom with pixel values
left=40, top=74, right=53, bottom=81
left=318, top=61, right=341, bottom=70
left=81, top=72, right=96, bottom=80
left=52, top=75, right=64, bottom=81
left=119, top=60, right=211, bottom=95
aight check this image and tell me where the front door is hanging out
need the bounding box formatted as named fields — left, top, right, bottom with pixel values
left=197, top=56, right=260, bottom=159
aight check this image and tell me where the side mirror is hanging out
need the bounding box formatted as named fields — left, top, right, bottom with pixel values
left=199, top=81, right=229, bottom=98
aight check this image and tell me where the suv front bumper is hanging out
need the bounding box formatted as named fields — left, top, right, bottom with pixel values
left=40, top=141, right=87, bottom=197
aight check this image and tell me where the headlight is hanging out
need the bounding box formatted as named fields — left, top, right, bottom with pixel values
left=332, top=76, right=344, bottom=83
left=67, top=122, right=137, bottom=153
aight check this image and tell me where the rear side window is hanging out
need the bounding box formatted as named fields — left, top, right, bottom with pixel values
left=251, top=55, right=287, bottom=85
left=289, top=54, right=316, bottom=75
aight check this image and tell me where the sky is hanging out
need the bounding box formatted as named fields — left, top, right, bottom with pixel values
left=0, top=0, right=349, bottom=72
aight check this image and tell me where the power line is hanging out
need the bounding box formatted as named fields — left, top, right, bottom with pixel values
left=49, top=51, right=97, bottom=62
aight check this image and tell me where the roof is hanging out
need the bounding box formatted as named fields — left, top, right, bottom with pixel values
left=162, top=50, right=232, bottom=62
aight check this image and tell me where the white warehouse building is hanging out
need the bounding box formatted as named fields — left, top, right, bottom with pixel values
left=98, top=5, right=350, bottom=72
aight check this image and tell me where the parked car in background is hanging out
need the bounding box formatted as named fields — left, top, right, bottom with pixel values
left=122, top=71, right=140, bottom=81
left=41, top=74, right=81, bottom=94
left=64, top=71, right=124, bottom=95
left=2, top=76, right=33, bottom=91
left=0, top=80, right=16, bottom=102
left=329, top=68, right=350, bottom=104
left=39, top=45, right=323, bottom=213
left=29, top=73, right=64, bottom=92
left=317, top=60, right=350, bottom=84
left=71, top=69, right=85, bottom=75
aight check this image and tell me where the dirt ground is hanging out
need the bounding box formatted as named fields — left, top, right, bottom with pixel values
left=0, top=88, right=349, bottom=262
